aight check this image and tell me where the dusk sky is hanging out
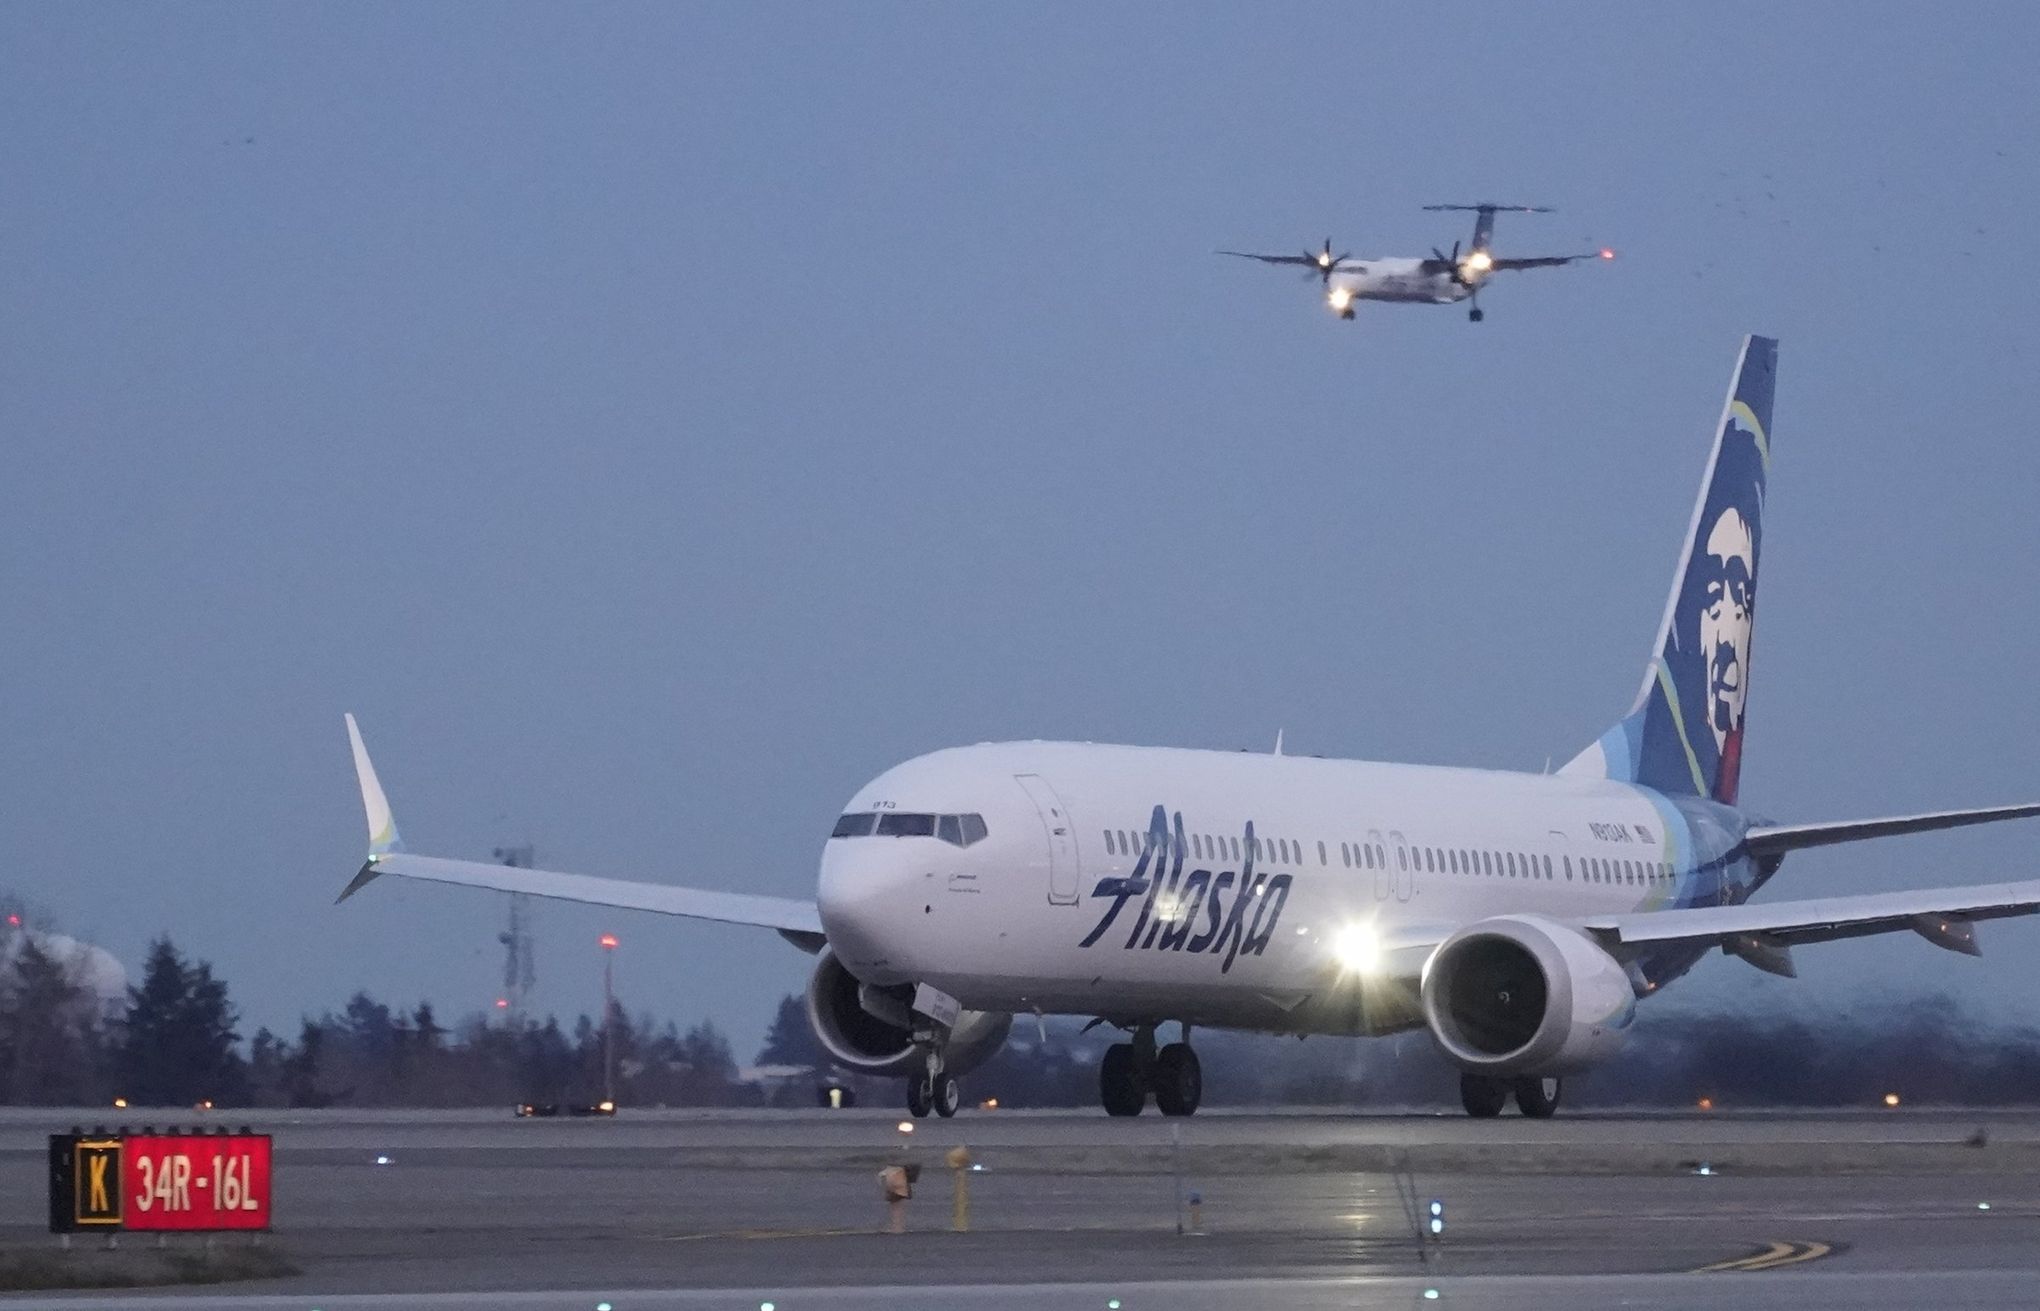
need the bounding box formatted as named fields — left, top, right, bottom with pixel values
left=6, top=4, right=2037, bottom=1060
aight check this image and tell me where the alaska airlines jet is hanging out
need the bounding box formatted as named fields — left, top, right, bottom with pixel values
left=1222, top=204, right=1614, bottom=322
left=340, top=336, right=2040, bottom=1119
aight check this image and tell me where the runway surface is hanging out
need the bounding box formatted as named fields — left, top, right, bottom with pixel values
left=7, top=1108, right=2039, bottom=1307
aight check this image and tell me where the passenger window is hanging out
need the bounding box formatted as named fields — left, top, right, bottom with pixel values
left=831, top=813, right=877, bottom=838
left=938, top=815, right=964, bottom=846
left=959, top=814, right=988, bottom=846
left=1563, top=856, right=1573, bottom=881
left=1542, top=856, right=1553, bottom=880
left=1318, top=840, right=1327, bottom=865
left=877, top=813, right=936, bottom=838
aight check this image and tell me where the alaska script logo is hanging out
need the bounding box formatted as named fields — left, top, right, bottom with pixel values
left=1079, top=807, right=1292, bottom=973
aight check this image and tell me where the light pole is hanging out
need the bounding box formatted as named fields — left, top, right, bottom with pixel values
left=598, top=933, right=619, bottom=1107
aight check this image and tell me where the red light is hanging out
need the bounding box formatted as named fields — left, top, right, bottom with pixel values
left=1599, top=248, right=1616, bottom=260
left=5, top=915, right=18, bottom=927
left=599, top=934, right=619, bottom=950
left=494, top=998, right=509, bottom=1009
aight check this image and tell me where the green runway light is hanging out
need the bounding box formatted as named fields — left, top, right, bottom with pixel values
left=596, top=1303, right=612, bottom=1310
left=1424, top=1291, right=1441, bottom=1301
left=1108, top=1301, right=1122, bottom=1309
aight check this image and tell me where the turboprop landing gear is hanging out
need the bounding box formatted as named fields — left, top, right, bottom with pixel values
left=1514, top=1075, right=1562, bottom=1119
left=1460, top=1072, right=1509, bottom=1118
left=1468, top=304, right=1485, bottom=323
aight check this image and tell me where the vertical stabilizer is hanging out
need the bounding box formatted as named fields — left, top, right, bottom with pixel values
left=1562, top=336, right=1777, bottom=805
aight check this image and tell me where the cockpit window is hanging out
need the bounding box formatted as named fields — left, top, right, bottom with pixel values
left=877, top=812, right=937, bottom=838
left=835, top=811, right=988, bottom=845
left=831, top=812, right=877, bottom=838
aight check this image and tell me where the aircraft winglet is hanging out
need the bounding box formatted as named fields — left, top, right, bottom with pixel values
left=344, top=713, right=402, bottom=862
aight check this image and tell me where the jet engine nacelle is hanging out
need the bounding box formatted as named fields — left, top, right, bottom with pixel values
left=804, top=947, right=1011, bottom=1078
left=1420, top=914, right=1636, bottom=1076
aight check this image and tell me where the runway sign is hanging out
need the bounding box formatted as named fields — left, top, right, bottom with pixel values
left=48, top=1130, right=272, bottom=1233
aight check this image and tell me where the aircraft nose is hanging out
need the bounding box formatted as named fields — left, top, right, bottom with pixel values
left=817, top=839, right=923, bottom=985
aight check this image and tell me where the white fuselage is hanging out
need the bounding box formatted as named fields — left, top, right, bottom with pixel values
left=818, top=741, right=1746, bottom=1040
left=1328, top=257, right=1474, bottom=306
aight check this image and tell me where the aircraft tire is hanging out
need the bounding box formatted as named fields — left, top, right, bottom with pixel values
left=1468, top=307, right=1485, bottom=323
left=1100, top=1043, right=1147, bottom=1117
left=906, top=1074, right=933, bottom=1119
left=1460, top=1072, right=1509, bottom=1118
left=1514, top=1076, right=1563, bottom=1118
left=933, top=1073, right=961, bottom=1118
left=1153, top=1043, right=1202, bottom=1117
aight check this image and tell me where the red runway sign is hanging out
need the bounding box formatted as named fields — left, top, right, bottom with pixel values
left=49, top=1131, right=271, bottom=1232
left=122, top=1134, right=271, bottom=1231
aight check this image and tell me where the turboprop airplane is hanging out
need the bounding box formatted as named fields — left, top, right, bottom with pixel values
left=1222, top=203, right=1614, bottom=322
left=339, top=335, right=2040, bottom=1120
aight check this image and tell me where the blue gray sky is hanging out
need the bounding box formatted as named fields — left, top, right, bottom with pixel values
left=6, top=4, right=2038, bottom=1058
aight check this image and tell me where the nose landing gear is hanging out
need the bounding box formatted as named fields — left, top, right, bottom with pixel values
left=907, top=1066, right=960, bottom=1118
left=905, top=1012, right=961, bottom=1119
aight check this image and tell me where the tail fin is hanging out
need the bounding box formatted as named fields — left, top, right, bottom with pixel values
left=1562, top=336, right=1777, bottom=805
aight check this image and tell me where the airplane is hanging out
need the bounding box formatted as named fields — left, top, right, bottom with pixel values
left=338, top=334, right=2040, bottom=1121
left=1222, top=203, right=1614, bottom=322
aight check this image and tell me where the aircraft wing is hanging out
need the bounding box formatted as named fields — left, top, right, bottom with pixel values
left=1743, top=802, right=2040, bottom=857
left=1218, top=250, right=1357, bottom=272
left=1582, top=879, right=2040, bottom=953
left=1490, top=252, right=1607, bottom=270
left=337, top=715, right=826, bottom=949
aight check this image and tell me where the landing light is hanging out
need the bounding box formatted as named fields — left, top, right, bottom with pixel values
left=1332, top=923, right=1380, bottom=975
left=1465, top=250, right=1493, bottom=272
left=1328, top=287, right=1354, bottom=312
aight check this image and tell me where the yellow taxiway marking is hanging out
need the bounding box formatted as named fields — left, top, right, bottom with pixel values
left=1694, top=1240, right=1834, bottom=1272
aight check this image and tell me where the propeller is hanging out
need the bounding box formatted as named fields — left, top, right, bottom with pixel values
left=1303, top=237, right=1351, bottom=285
left=1431, top=240, right=1471, bottom=286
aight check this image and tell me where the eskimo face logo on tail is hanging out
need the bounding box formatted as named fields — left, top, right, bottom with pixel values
left=1700, top=503, right=1755, bottom=755
left=1078, top=807, right=1293, bottom=973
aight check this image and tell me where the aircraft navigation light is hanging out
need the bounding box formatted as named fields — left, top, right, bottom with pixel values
left=599, top=933, right=619, bottom=950
left=1332, top=923, right=1380, bottom=974
left=1600, top=248, right=1616, bottom=260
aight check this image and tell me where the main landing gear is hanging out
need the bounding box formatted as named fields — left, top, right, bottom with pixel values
left=1460, top=1072, right=1563, bottom=1118
left=1099, top=1024, right=1203, bottom=1117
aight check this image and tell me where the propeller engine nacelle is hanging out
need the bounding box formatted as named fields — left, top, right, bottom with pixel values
left=1420, top=915, right=1636, bottom=1076
left=804, top=947, right=1011, bottom=1077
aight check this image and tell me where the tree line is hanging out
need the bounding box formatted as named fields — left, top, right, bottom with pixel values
left=9, top=921, right=2040, bottom=1109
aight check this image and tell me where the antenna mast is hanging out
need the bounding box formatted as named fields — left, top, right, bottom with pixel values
left=493, top=845, right=536, bottom=1021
